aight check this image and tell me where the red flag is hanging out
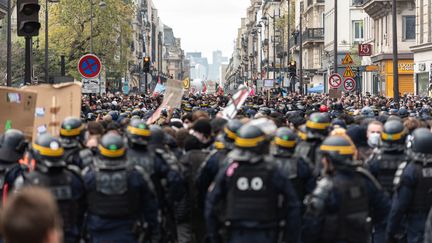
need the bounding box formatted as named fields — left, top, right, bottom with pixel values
left=202, top=83, right=207, bottom=93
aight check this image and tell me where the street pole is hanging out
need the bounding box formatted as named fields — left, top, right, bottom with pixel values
left=299, top=10, right=303, bottom=94
left=392, top=0, right=399, bottom=101
left=267, top=20, right=270, bottom=79
left=259, top=30, right=263, bottom=80
left=24, top=37, right=32, bottom=85
left=144, top=73, right=148, bottom=94
left=287, top=0, right=290, bottom=63
left=6, top=0, right=11, bottom=86
left=90, top=0, right=93, bottom=53
left=273, top=9, right=276, bottom=81
left=333, top=0, right=338, bottom=74
left=60, top=55, right=65, bottom=76
left=45, top=0, right=50, bottom=83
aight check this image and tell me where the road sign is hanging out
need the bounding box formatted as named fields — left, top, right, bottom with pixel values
left=81, top=78, right=100, bottom=93
left=183, top=77, right=190, bottom=89
left=343, top=66, right=356, bottom=77
left=359, top=44, right=372, bottom=56
left=343, top=77, right=356, bottom=92
left=328, top=73, right=342, bottom=89
left=78, top=54, right=102, bottom=79
left=342, top=53, right=354, bottom=65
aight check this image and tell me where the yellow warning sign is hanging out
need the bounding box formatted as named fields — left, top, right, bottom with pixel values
left=183, top=77, right=190, bottom=89
left=342, top=53, right=354, bottom=65
left=343, top=66, right=356, bottom=77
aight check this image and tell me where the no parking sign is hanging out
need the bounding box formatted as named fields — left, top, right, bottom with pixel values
left=78, top=54, right=102, bottom=79
left=328, top=73, right=342, bottom=89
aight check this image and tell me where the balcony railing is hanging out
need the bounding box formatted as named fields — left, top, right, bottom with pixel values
left=302, top=28, right=324, bottom=43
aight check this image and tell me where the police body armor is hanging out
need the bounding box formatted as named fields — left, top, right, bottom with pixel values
left=371, top=149, right=405, bottom=193
left=274, top=156, right=305, bottom=201
left=25, top=167, right=80, bottom=228
left=87, top=158, right=141, bottom=218
left=0, top=163, right=22, bottom=206
left=321, top=173, right=370, bottom=243
left=226, top=161, right=279, bottom=223
left=294, top=140, right=320, bottom=171
left=409, top=161, right=432, bottom=214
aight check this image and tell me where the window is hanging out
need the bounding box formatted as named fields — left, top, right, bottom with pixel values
left=403, top=16, right=416, bottom=41
left=353, top=21, right=364, bottom=42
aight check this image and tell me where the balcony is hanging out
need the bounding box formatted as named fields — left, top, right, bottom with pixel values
left=302, top=28, right=324, bottom=45
left=0, top=0, right=6, bottom=17
left=362, top=0, right=391, bottom=19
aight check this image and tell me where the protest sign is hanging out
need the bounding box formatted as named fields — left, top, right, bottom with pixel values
left=222, top=85, right=250, bottom=120
left=164, top=79, right=184, bottom=109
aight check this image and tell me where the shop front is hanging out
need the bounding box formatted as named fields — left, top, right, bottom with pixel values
left=377, top=59, right=414, bottom=97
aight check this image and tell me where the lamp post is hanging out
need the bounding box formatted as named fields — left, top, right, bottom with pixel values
left=262, top=9, right=279, bottom=81
left=45, top=0, right=60, bottom=84
left=391, top=0, right=399, bottom=101
left=256, top=22, right=263, bottom=80
left=6, top=0, right=11, bottom=86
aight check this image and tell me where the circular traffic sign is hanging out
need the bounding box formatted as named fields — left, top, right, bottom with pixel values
left=343, top=77, right=356, bottom=92
left=328, top=73, right=342, bottom=89
left=78, top=54, right=102, bottom=79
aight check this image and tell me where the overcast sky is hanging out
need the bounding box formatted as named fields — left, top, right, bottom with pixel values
left=156, top=0, right=250, bottom=63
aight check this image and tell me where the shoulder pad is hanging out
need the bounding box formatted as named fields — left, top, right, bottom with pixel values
left=356, top=166, right=382, bottom=190
left=133, top=165, right=155, bottom=193
left=81, top=166, right=92, bottom=177
left=66, top=164, right=81, bottom=175
left=393, top=161, right=408, bottom=187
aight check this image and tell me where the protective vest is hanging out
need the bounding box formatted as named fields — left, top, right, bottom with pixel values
left=409, top=161, right=432, bottom=213
left=128, top=149, right=155, bottom=176
left=372, top=150, right=405, bottom=193
left=274, top=156, right=304, bottom=200
left=294, top=140, right=320, bottom=171
left=87, top=159, right=141, bottom=218
left=0, top=163, right=21, bottom=206
left=25, top=168, right=79, bottom=228
left=226, top=161, right=279, bottom=222
left=321, top=172, right=370, bottom=243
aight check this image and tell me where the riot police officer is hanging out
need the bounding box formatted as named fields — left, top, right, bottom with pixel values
left=205, top=124, right=301, bottom=243
left=271, top=127, right=315, bottom=202
left=126, top=120, right=184, bottom=242
left=302, top=135, right=390, bottom=243
left=0, top=129, right=28, bottom=205
left=294, top=112, right=331, bottom=174
left=196, top=119, right=243, bottom=207
left=59, top=117, right=90, bottom=168
left=366, top=119, right=407, bottom=195
left=21, top=133, right=85, bottom=243
left=387, top=128, right=432, bottom=243
left=83, top=133, right=159, bottom=242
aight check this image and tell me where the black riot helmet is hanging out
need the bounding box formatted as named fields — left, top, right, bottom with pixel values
left=98, top=133, right=125, bottom=159
left=320, top=135, right=356, bottom=167
left=32, top=133, right=65, bottom=167
left=231, top=125, right=267, bottom=163
left=149, top=125, right=165, bottom=147
left=306, top=112, right=331, bottom=139
left=60, top=117, right=84, bottom=148
left=381, top=120, right=407, bottom=147
left=274, top=127, right=297, bottom=149
left=272, top=127, right=297, bottom=156
left=407, top=128, right=432, bottom=163
left=235, top=125, right=266, bottom=150
left=0, top=129, right=27, bottom=163
left=126, top=119, right=152, bottom=146
left=223, top=119, right=243, bottom=145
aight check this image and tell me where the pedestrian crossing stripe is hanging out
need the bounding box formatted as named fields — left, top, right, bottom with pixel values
left=343, top=66, right=355, bottom=78
left=342, top=53, right=354, bottom=65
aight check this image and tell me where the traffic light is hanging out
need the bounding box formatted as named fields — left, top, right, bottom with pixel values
left=288, top=60, right=297, bottom=76
left=143, top=57, right=151, bottom=73
left=17, top=0, right=41, bottom=37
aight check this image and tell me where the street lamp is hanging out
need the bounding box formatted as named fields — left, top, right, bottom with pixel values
left=45, top=0, right=60, bottom=84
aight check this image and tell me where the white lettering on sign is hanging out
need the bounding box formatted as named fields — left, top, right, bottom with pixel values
left=398, top=63, right=414, bottom=71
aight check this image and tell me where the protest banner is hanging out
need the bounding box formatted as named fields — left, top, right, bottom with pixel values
left=22, top=82, right=82, bottom=140
left=164, top=79, right=184, bottom=109
left=222, top=85, right=250, bottom=120
left=0, top=87, right=37, bottom=139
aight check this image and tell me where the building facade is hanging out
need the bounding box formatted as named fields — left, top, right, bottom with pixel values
left=412, top=0, right=432, bottom=96
left=362, top=0, right=416, bottom=97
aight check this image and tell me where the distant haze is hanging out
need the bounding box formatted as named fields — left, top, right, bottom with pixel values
left=156, top=0, right=250, bottom=62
